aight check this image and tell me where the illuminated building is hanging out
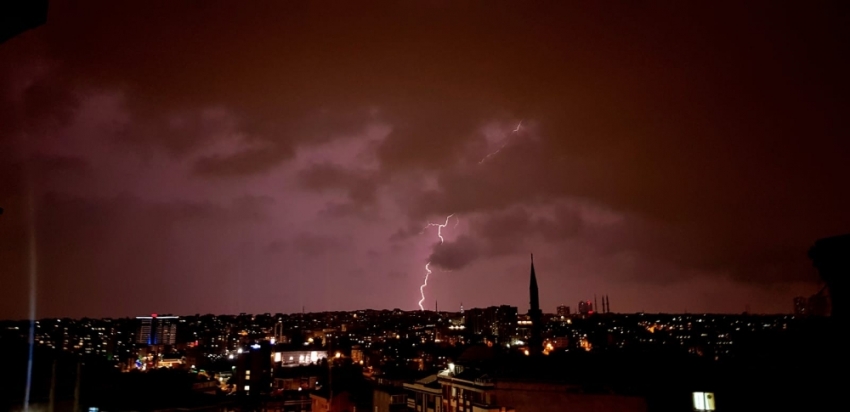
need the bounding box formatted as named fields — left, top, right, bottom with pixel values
left=351, top=345, right=364, bottom=364
left=135, top=314, right=178, bottom=345
left=273, top=364, right=320, bottom=391
left=464, top=306, right=517, bottom=345
left=693, top=392, right=716, bottom=411
left=578, top=301, right=592, bottom=315
left=236, top=342, right=273, bottom=397
left=273, top=346, right=328, bottom=367
left=557, top=305, right=570, bottom=317
left=464, top=308, right=488, bottom=335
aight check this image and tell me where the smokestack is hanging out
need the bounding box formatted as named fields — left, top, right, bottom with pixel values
left=606, top=295, right=611, bottom=313
left=436, top=300, right=438, bottom=313
left=594, top=294, right=598, bottom=313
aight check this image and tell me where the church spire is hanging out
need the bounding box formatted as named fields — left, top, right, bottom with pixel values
left=530, top=253, right=539, bottom=311
left=528, top=253, right=543, bottom=355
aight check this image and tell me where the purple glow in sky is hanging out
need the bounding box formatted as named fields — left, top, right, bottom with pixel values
left=1, top=1, right=848, bottom=318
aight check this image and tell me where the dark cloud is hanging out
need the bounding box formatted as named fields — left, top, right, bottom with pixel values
left=297, top=163, right=379, bottom=204
left=428, top=206, right=585, bottom=271
left=316, top=201, right=379, bottom=221
left=291, top=233, right=350, bottom=257
left=428, top=235, right=481, bottom=271
left=1, top=1, right=848, bottom=315
left=388, top=221, right=429, bottom=243
left=194, top=144, right=294, bottom=177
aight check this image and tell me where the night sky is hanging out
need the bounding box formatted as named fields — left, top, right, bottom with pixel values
left=1, top=1, right=849, bottom=319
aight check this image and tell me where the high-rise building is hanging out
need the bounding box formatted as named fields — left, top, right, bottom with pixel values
left=528, top=254, right=543, bottom=356
left=557, top=305, right=571, bottom=317
left=807, top=293, right=830, bottom=317
left=793, top=297, right=808, bottom=316
left=136, top=314, right=178, bottom=345
left=464, top=308, right=489, bottom=335
left=794, top=294, right=831, bottom=317
left=237, top=342, right=273, bottom=397
left=493, top=305, right=517, bottom=343
left=463, top=305, right=517, bottom=344
left=578, top=300, right=592, bottom=315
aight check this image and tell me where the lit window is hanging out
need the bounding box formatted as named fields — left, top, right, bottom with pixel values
left=693, top=392, right=716, bottom=411
left=244, top=385, right=250, bottom=391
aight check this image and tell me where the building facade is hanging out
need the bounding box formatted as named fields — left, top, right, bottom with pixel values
left=577, top=301, right=592, bottom=316
left=136, top=314, right=178, bottom=345
left=464, top=306, right=517, bottom=345
left=403, top=375, right=443, bottom=412
left=556, top=306, right=570, bottom=317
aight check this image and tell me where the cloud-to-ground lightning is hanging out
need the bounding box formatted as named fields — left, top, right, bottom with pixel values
left=479, top=120, right=523, bottom=164
left=419, top=262, right=432, bottom=311
left=418, top=214, right=457, bottom=310
left=416, top=119, right=519, bottom=310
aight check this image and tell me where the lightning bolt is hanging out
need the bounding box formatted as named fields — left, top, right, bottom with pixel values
left=418, top=214, right=456, bottom=310
left=418, top=262, right=432, bottom=311
left=415, top=119, right=522, bottom=310
left=479, top=120, right=523, bottom=164
left=421, top=213, right=455, bottom=243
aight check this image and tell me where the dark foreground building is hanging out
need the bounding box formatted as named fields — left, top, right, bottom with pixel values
left=809, top=233, right=848, bottom=319
left=1, top=0, right=49, bottom=44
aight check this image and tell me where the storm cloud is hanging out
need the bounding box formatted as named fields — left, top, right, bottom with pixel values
left=1, top=1, right=848, bottom=317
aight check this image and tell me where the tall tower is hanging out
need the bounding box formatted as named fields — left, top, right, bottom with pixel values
left=528, top=254, right=543, bottom=356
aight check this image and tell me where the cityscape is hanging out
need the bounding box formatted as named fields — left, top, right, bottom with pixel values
left=0, top=253, right=841, bottom=411
left=2, top=1, right=847, bottom=412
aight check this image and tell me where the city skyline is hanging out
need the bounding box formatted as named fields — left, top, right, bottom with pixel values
left=2, top=1, right=849, bottom=319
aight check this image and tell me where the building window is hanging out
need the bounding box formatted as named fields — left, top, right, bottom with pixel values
left=391, top=394, right=406, bottom=404
left=244, top=385, right=250, bottom=391
left=693, top=392, right=716, bottom=411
